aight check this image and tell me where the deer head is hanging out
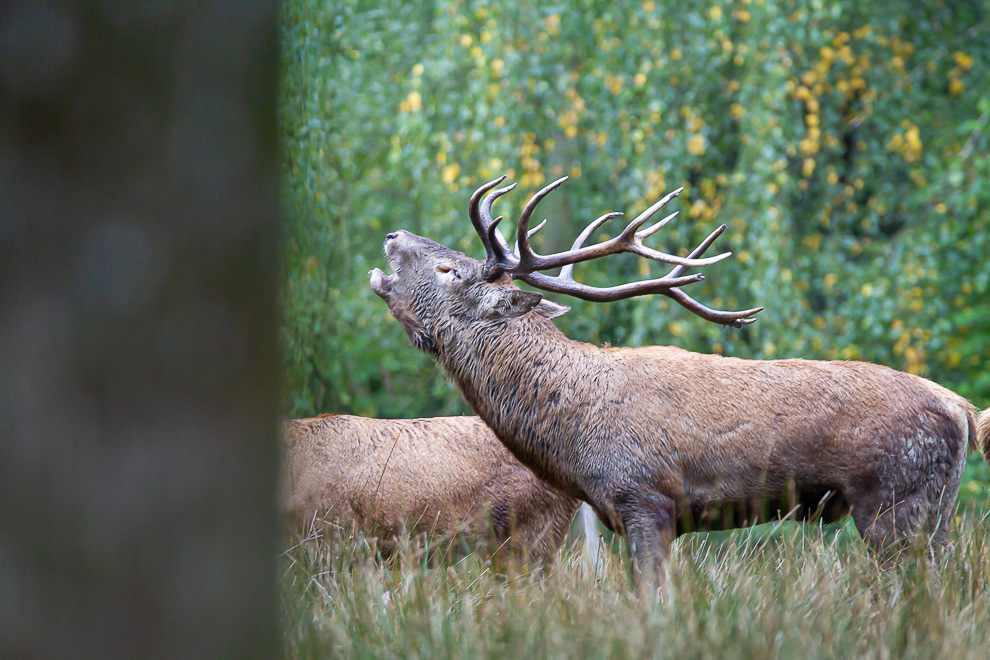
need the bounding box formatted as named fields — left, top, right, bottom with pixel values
left=370, top=176, right=762, bottom=356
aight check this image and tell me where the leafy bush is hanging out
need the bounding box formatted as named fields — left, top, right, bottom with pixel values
left=279, top=0, right=989, bottom=495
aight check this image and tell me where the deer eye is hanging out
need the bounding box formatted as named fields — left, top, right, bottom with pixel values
left=437, top=265, right=461, bottom=281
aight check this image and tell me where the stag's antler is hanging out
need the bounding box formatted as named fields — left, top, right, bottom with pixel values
left=468, top=176, right=763, bottom=327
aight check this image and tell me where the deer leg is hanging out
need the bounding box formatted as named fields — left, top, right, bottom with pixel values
left=615, top=488, right=677, bottom=588
left=854, top=427, right=968, bottom=560
left=852, top=485, right=931, bottom=562
left=929, top=430, right=968, bottom=550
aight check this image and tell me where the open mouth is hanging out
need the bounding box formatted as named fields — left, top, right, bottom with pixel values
left=369, top=233, right=398, bottom=296
left=369, top=267, right=394, bottom=296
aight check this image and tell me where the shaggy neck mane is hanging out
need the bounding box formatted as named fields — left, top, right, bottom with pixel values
left=436, top=312, right=599, bottom=495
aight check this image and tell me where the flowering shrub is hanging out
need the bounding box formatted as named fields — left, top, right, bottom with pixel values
left=280, top=0, right=989, bottom=497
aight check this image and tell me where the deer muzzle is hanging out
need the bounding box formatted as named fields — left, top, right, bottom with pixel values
left=369, top=267, right=393, bottom=297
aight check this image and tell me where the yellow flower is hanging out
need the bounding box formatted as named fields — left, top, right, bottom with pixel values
left=412, top=63, right=424, bottom=76
left=401, top=91, right=422, bottom=112
left=442, top=163, right=461, bottom=186
left=492, top=58, right=504, bottom=76
left=734, top=9, right=751, bottom=22
left=948, top=78, right=964, bottom=95
left=605, top=74, right=623, bottom=95
left=494, top=115, right=506, bottom=127
left=687, top=133, right=706, bottom=156
left=671, top=48, right=682, bottom=60
left=802, top=158, right=816, bottom=177
left=827, top=170, right=838, bottom=185
left=823, top=272, right=837, bottom=292
left=710, top=6, right=723, bottom=20
left=954, top=51, right=973, bottom=70
left=634, top=72, right=647, bottom=87
left=460, top=34, right=473, bottom=48
left=730, top=103, right=745, bottom=119
left=642, top=1, right=656, bottom=11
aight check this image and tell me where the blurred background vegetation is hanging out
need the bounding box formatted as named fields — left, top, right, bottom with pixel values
left=278, top=0, right=989, bottom=503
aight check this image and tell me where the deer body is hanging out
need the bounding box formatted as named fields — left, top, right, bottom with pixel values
left=370, top=176, right=989, bottom=576
left=447, top=320, right=976, bottom=542
left=280, top=414, right=580, bottom=563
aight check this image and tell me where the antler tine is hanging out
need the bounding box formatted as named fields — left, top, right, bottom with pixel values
left=516, top=176, right=569, bottom=270
left=617, top=187, right=684, bottom=240
left=470, top=175, right=506, bottom=237
left=517, top=270, right=705, bottom=302
left=667, top=223, right=727, bottom=279
left=655, top=222, right=762, bottom=327
left=559, top=211, right=624, bottom=281
left=527, top=219, right=548, bottom=239
left=512, top=219, right=548, bottom=258
left=470, top=176, right=509, bottom=270
left=478, top=181, right=520, bottom=278
left=636, top=211, right=678, bottom=240
left=505, top=185, right=732, bottom=272
left=487, top=215, right=508, bottom=262
left=470, top=175, right=506, bottom=211
left=479, top=183, right=517, bottom=252
left=663, top=287, right=764, bottom=327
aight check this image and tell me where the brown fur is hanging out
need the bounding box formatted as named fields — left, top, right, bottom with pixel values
left=371, top=229, right=987, bottom=576
left=279, top=414, right=579, bottom=563
left=978, top=408, right=990, bottom=459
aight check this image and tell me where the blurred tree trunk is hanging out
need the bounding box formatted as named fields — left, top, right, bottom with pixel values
left=0, top=2, right=280, bottom=657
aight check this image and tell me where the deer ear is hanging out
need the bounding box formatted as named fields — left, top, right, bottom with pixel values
left=481, top=289, right=544, bottom=319
left=533, top=299, right=570, bottom=319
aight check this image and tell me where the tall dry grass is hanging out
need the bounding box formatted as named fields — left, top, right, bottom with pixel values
left=281, top=510, right=990, bottom=659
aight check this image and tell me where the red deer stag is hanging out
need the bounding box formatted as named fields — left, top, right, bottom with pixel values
left=370, top=175, right=989, bottom=579
left=280, top=413, right=581, bottom=564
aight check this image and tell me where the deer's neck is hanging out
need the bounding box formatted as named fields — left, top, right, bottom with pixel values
left=438, top=314, right=599, bottom=495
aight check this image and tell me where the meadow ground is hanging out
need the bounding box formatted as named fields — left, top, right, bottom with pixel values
left=281, top=507, right=990, bottom=659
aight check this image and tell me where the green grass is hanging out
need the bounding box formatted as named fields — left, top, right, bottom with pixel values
left=281, top=509, right=990, bottom=659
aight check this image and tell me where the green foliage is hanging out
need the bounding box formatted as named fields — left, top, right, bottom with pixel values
left=279, top=0, right=990, bottom=495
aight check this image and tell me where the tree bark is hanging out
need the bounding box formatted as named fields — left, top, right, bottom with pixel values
left=0, top=3, right=280, bottom=657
